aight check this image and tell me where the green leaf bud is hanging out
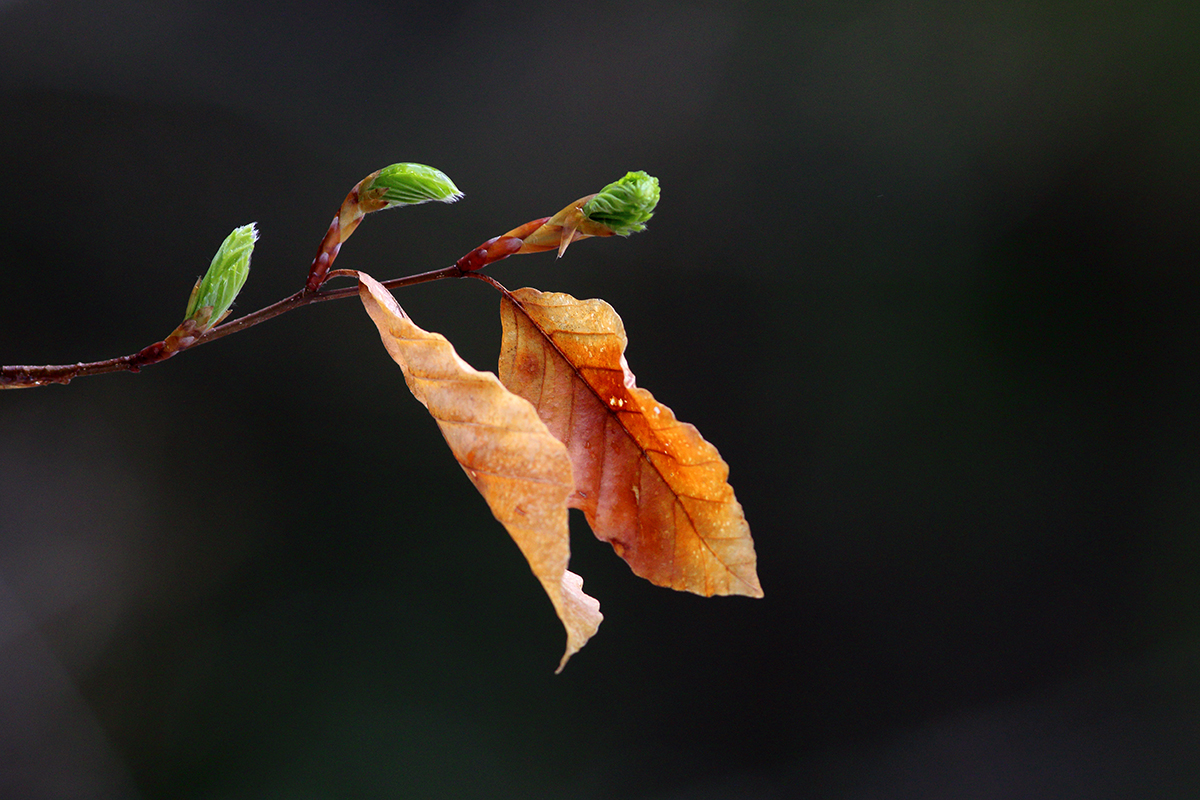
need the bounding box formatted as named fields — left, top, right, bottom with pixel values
left=185, top=223, right=257, bottom=328
left=582, top=171, right=660, bottom=236
left=367, top=163, right=463, bottom=208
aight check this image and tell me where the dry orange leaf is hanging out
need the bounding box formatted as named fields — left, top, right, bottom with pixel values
left=357, top=273, right=602, bottom=671
left=498, top=288, right=763, bottom=598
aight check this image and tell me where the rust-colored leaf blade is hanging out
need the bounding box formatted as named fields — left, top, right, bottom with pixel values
left=358, top=273, right=602, bottom=670
left=498, top=288, right=762, bottom=598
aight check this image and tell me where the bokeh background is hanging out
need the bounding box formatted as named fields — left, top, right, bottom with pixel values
left=2, top=1, right=1198, bottom=797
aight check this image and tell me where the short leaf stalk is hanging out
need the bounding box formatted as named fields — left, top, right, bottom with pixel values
left=1, top=167, right=658, bottom=389
left=305, top=163, right=462, bottom=293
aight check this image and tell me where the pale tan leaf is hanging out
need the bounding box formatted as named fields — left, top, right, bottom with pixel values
left=357, top=272, right=602, bottom=671
left=498, top=288, right=762, bottom=598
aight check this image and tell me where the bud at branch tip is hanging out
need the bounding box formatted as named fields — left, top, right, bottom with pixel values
left=582, top=171, right=660, bottom=236
left=185, top=223, right=257, bottom=330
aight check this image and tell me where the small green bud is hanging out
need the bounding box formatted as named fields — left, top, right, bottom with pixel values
left=582, top=171, right=660, bottom=236
left=185, top=223, right=257, bottom=328
left=367, top=163, right=463, bottom=208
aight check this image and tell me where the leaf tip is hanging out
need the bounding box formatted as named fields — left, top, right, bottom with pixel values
left=553, top=570, right=603, bottom=673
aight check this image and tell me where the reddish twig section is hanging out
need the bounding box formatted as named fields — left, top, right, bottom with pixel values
left=305, top=183, right=371, bottom=292
left=452, top=195, right=613, bottom=271
left=2, top=312, right=214, bottom=388
left=3, top=356, right=147, bottom=389
left=455, top=218, right=549, bottom=272
left=306, top=214, right=346, bottom=293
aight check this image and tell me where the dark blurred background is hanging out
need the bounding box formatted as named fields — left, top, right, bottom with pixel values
left=2, top=1, right=1198, bottom=797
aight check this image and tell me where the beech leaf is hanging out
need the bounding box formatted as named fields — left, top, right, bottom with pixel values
left=498, top=288, right=763, bottom=598
left=357, top=273, right=602, bottom=671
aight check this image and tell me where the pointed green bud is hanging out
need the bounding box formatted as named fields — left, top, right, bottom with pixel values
left=185, top=223, right=257, bottom=329
left=582, top=171, right=660, bottom=236
left=366, top=163, right=463, bottom=208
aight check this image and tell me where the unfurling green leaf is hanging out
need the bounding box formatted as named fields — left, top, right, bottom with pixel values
left=185, top=223, right=257, bottom=329
left=367, top=163, right=463, bottom=208
left=581, top=171, right=660, bottom=236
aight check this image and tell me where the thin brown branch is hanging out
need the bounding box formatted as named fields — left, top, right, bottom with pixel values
left=2, top=205, right=563, bottom=390
left=1, top=264, right=466, bottom=390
